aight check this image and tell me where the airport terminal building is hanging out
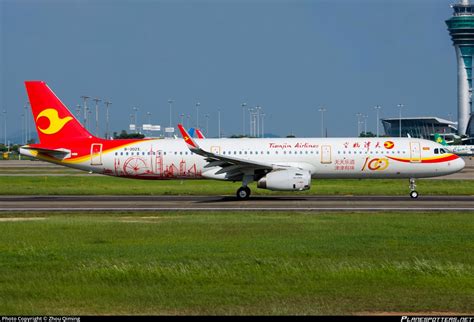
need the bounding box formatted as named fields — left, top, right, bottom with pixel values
left=381, top=117, right=458, bottom=141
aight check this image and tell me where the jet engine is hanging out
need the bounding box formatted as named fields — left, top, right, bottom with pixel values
left=257, top=169, right=311, bottom=191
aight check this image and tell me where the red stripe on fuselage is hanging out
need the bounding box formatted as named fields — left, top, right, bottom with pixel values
left=387, top=154, right=459, bottom=164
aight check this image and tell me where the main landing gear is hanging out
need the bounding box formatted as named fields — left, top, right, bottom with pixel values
left=236, top=174, right=253, bottom=200
left=409, top=178, right=419, bottom=199
left=236, top=186, right=251, bottom=200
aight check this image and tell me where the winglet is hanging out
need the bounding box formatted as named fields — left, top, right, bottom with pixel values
left=178, top=123, right=199, bottom=149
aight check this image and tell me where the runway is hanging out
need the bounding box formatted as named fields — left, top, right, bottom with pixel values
left=2, top=195, right=474, bottom=212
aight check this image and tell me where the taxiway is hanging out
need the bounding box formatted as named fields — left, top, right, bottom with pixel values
left=1, top=195, right=473, bottom=212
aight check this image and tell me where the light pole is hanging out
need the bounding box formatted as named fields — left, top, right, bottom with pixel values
left=397, top=103, right=404, bottom=137
left=129, top=114, right=134, bottom=132
left=261, top=113, right=265, bottom=138
left=104, top=101, right=112, bottom=139
left=363, top=114, right=368, bottom=136
left=3, top=110, right=6, bottom=146
left=374, top=105, right=381, bottom=137
left=186, top=115, right=191, bottom=130
left=168, top=99, right=174, bottom=128
left=248, top=107, right=254, bottom=137
left=195, top=102, right=200, bottom=129
left=80, top=95, right=90, bottom=128
left=180, top=113, right=185, bottom=126
left=21, top=112, right=25, bottom=144
left=318, top=107, right=326, bottom=138
left=88, top=109, right=92, bottom=132
left=217, top=108, right=221, bottom=138
left=205, top=114, right=209, bottom=137
left=241, top=102, right=247, bottom=136
left=255, top=106, right=261, bottom=138
left=24, top=103, right=29, bottom=144
left=76, top=104, right=81, bottom=121
left=23, top=104, right=28, bottom=144
left=84, top=106, right=90, bottom=130
left=356, top=113, right=362, bottom=137
left=133, top=106, right=139, bottom=133
left=249, top=107, right=255, bottom=137
left=92, top=98, right=101, bottom=137
left=146, top=112, right=152, bottom=137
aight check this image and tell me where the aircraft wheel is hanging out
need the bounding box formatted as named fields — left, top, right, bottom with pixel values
left=410, top=191, right=419, bottom=199
left=236, top=187, right=251, bottom=200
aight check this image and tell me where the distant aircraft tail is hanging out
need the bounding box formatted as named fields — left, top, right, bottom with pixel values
left=434, top=133, right=448, bottom=146
left=188, top=127, right=205, bottom=139
left=195, top=128, right=205, bottom=139
left=25, top=81, right=94, bottom=146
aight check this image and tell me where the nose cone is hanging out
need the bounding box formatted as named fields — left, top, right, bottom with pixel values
left=454, top=156, right=466, bottom=173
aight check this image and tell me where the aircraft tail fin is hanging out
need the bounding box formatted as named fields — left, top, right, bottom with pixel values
left=434, top=133, right=448, bottom=146
left=177, top=123, right=199, bottom=150
left=25, top=81, right=94, bottom=146
left=195, top=128, right=205, bottom=139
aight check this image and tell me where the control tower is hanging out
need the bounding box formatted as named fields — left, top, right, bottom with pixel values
left=446, top=0, right=474, bottom=136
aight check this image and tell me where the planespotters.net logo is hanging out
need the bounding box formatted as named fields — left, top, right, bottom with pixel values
left=401, top=317, right=473, bottom=322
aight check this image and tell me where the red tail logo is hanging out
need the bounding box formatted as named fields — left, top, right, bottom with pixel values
left=25, top=81, right=93, bottom=146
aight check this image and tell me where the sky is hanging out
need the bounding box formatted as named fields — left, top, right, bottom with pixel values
left=0, top=0, right=460, bottom=142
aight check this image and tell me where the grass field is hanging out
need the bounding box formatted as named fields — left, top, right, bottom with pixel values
left=0, top=211, right=473, bottom=315
left=1, top=175, right=474, bottom=195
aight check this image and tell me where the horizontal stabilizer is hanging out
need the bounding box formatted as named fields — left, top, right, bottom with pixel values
left=21, top=146, right=71, bottom=159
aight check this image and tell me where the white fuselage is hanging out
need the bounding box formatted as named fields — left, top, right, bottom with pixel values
left=37, top=137, right=465, bottom=180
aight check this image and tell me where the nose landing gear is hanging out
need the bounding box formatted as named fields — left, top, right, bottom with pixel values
left=409, top=178, right=418, bottom=199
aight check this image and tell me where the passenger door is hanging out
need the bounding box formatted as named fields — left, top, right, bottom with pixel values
left=90, top=143, right=103, bottom=165
left=321, top=145, right=332, bottom=164
left=409, top=142, right=421, bottom=163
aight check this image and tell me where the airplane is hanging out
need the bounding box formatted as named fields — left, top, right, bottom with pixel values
left=20, top=81, right=465, bottom=199
left=434, top=133, right=474, bottom=156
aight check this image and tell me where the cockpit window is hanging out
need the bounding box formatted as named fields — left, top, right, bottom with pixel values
left=434, top=148, right=439, bottom=154
left=440, top=148, right=448, bottom=154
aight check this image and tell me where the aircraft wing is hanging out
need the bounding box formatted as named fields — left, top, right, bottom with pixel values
left=177, top=124, right=275, bottom=179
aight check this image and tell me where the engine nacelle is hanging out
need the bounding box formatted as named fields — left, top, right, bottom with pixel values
left=257, top=169, right=311, bottom=191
